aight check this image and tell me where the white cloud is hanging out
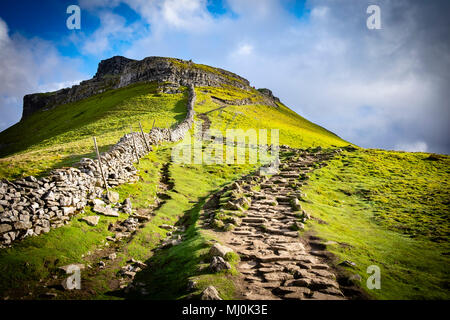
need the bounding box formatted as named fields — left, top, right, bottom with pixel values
left=233, top=43, right=253, bottom=56
left=0, top=18, right=87, bottom=130
left=395, top=141, right=428, bottom=153
left=115, top=0, right=449, bottom=153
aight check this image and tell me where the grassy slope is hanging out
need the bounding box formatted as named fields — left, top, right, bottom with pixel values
left=0, top=144, right=255, bottom=299
left=0, top=68, right=448, bottom=300
left=0, top=82, right=187, bottom=180
left=194, top=85, right=347, bottom=148
left=0, top=80, right=348, bottom=180
left=302, top=149, right=450, bottom=299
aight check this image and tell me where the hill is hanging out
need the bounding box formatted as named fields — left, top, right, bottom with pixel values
left=0, top=56, right=347, bottom=180
left=0, top=56, right=448, bottom=301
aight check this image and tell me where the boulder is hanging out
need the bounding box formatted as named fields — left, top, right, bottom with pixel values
left=93, top=204, right=119, bottom=217
left=107, top=191, right=120, bottom=204
left=62, top=207, right=76, bottom=215
left=209, top=243, right=233, bottom=258
left=121, top=197, right=132, bottom=214
left=0, top=224, right=12, bottom=233
left=200, top=285, right=222, bottom=300
left=81, top=215, right=100, bottom=226
left=290, top=197, right=302, bottom=211
left=210, top=256, right=231, bottom=272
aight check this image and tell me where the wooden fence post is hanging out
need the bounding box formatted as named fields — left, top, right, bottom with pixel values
left=93, top=136, right=109, bottom=192
left=139, top=121, right=151, bottom=152
left=151, top=119, right=156, bottom=130
left=130, top=125, right=140, bottom=164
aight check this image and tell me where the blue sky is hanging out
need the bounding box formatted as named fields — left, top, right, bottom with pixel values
left=0, top=0, right=448, bottom=154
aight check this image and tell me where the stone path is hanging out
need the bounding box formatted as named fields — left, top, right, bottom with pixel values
left=208, top=148, right=347, bottom=300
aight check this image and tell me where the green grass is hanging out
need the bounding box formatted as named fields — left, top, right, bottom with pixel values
left=123, top=146, right=254, bottom=300
left=194, top=85, right=349, bottom=148
left=0, top=68, right=448, bottom=301
left=0, top=82, right=187, bottom=180
left=301, top=148, right=450, bottom=299
left=0, top=143, right=256, bottom=299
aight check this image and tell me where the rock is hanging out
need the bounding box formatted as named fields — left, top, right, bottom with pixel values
left=224, top=201, right=244, bottom=211
left=187, top=280, right=197, bottom=291
left=81, top=215, right=100, bottom=226
left=290, top=197, right=302, bottom=211
left=62, top=207, right=76, bottom=215
left=121, top=197, right=132, bottom=214
left=108, top=253, right=117, bottom=260
left=339, top=260, right=356, bottom=268
left=14, top=221, right=32, bottom=230
left=0, top=224, right=12, bottom=234
left=159, top=224, right=174, bottom=230
left=107, top=191, right=120, bottom=203
left=210, top=256, right=231, bottom=272
left=93, top=204, right=119, bottom=217
left=43, top=191, right=56, bottom=201
left=310, top=291, right=344, bottom=300
left=209, top=243, right=233, bottom=258
left=349, top=274, right=362, bottom=282
left=92, top=198, right=105, bottom=206
left=200, top=285, right=222, bottom=300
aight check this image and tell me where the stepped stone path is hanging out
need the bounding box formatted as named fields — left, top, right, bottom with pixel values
left=217, top=149, right=346, bottom=300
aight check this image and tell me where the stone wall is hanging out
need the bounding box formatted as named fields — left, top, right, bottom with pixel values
left=0, top=85, right=196, bottom=247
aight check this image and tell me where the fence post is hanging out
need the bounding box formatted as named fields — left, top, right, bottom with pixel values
left=93, top=136, right=109, bottom=192
left=139, top=121, right=151, bottom=152
left=151, top=119, right=156, bottom=130
left=130, top=125, right=140, bottom=164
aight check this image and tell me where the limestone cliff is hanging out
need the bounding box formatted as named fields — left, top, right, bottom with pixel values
left=21, top=56, right=252, bottom=120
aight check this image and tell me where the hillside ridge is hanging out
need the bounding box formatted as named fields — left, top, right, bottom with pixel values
left=0, top=85, right=196, bottom=247
left=21, top=56, right=254, bottom=120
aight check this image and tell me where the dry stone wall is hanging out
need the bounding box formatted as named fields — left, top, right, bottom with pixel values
left=0, top=85, right=196, bottom=248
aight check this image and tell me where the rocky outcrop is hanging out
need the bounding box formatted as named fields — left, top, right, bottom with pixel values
left=0, top=85, right=196, bottom=247
left=21, top=56, right=249, bottom=120
left=257, top=88, right=281, bottom=104
left=94, top=56, right=136, bottom=79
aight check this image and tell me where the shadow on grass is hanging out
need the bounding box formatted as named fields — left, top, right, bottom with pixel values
left=105, top=195, right=212, bottom=300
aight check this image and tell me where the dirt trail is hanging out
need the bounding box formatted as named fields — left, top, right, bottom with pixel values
left=205, top=148, right=361, bottom=300
left=197, top=112, right=212, bottom=139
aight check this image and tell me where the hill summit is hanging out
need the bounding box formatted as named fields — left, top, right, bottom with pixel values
left=21, top=56, right=265, bottom=120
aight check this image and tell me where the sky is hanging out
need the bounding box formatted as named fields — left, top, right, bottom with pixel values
left=0, top=0, right=449, bottom=154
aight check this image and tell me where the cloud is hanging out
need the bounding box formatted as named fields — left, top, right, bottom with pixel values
left=1, top=0, right=449, bottom=155
left=395, top=141, right=428, bottom=153
left=68, top=10, right=144, bottom=57
left=0, top=18, right=86, bottom=131
left=87, top=0, right=449, bottom=153
left=233, top=43, right=253, bottom=56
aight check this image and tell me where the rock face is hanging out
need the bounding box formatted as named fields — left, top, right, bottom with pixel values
left=257, top=88, right=281, bottom=104
left=0, top=85, right=196, bottom=247
left=94, top=56, right=135, bottom=79
left=21, top=56, right=250, bottom=120
left=200, top=286, right=222, bottom=300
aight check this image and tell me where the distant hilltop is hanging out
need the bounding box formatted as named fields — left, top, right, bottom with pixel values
left=22, top=56, right=281, bottom=120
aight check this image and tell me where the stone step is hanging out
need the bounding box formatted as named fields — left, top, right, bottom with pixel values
left=242, top=217, right=268, bottom=223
